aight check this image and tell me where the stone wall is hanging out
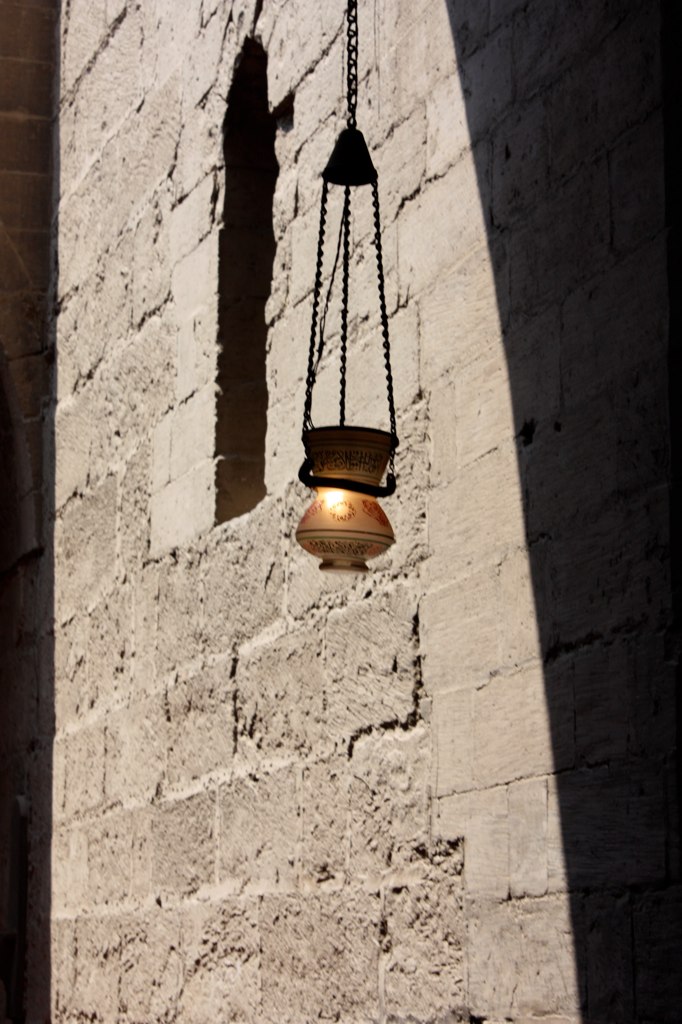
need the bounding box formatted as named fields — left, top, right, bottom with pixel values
left=48, top=1, right=678, bottom=1022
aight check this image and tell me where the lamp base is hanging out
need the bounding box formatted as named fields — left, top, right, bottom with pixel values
left=319, top=558, right=369, bottom=574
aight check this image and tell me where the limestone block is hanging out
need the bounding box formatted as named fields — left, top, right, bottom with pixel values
left=504, top=302, right=562, bottom=430
left=384, top=875, right=465, bottom=1019
left=166, top=657, right=234, bottom=786
left=265, top=299, right=308, bottom=402
left=71, top=913, right=122, bottom=1022
left=118, top=441, right=152, bottom=571
left=426, top=73, right=469, bottom=180
left=155, top=551, right=204, bottom=674
left=130, top=809, right=153, bottom=899
left=432, top=688, right=473, bottom=797
left=468, top=894, right=582, bottom=1019
left=85, top=582, right=133, bottom=712
left=54, top=615, right=88, bottom=728
left=52, top=917, right=76, bottom=1019
left=547, top=765, right=667, bottom=891
left=78, top=228, right=134, bottom=365
left=178, top=898, right=260, bottom=1024
left=71, top=9, right=145, bottom=170
left=301, top=757, right=349, bottom=887
left=260, top=0, right=343, bottom=112
left=61, top=0, right=107, bottom=93
left=132, top=189, right=172, bottom=326
left=152, top=412, right=172, bottom=494
left=509, top=159, right=610, bottom=319
left=509, top=776, right=548, bottom=897
left=473, top=664, right=572, bottom=787
left=497, top=547, right=541, bottom=670
left=55, top=395, right=91, bottom=510
left=380, top=0, right=456, bottom=134
left=62, top=722, right=106, bottom=818
left=55, top=475, right=116, bottom=622
left=633, top=886, right=682, bottom=1023
left=584, top=890, right=634, bottom=1022
left=491, top=94, right=549, bottom=229
left=105, top=696, right=166, bottom=805
left=182, top=8, right=227, bottom=112
left=169, top=172, right=215, bottom=266
left=117, top=909, right=183, bottom=1022
left=398, top=152, right=486, bottom=306
left=234, top=626, right=328, bottom=764
left=173, top=91, right=223, bottom=201
left=169, top=384, right=216, bottom=481
left=172, top=232, right=218, bottom=326
left=111, top=70, right=183, bottom=236
left=85, top=809, right=133, bottom=906
left=150, top=458, right=214, bottom=557
left=218, top=768, right=298, bottom=893
left=289, top=200, right=322, bottom=308
left=572, top=641, right=629, bottom=767
left=454, top=343, right=515, bottom=469
left=375, top=108, right=427, bottom=226
left=201, top=497, right=284, bottom=652
left=421, top=570, right=500, bottom=693
left=349, top=726, right=429, bottom=880
left=324, top=584, right=418, bottom=740
left=547, top=6, right=659, bottom=182
left=259, top=892, right=380, bottom=1024
left=418, top=241, right=503, bottom=391
left=93, top=314, right=175, bottom=474
left=152, top=791, right=215, bottom=895
left=132, top=564, right=159, bottom=691
left=438, top=787, right=509, bottom=898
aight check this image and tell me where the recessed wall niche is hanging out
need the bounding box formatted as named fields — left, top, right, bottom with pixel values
left=215, top=38, right=278, bottom=522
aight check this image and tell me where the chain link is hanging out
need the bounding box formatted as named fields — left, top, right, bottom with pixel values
left=346, top=0, right=358, bottom=128
left=371, top=179, right=398, bottom=467
left=303, top=179, right=329, bottom=436
left=339, top=185, right=351, bottom=426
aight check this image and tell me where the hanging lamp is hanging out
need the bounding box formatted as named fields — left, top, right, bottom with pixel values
left=295, top=0, right=399, bottom=574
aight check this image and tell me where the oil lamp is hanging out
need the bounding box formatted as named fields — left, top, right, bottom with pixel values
left=295, top=0, right=398, bottom=573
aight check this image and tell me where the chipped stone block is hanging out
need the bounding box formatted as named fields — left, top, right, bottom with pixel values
left=105, top=695, right=167, bottom=805
left=509, top=776, right=548, bottom=897
left=469, top=895, right=583, bottom=1019
left=55, top=475, right=117, bottom=622
left=152, top=791, right=215, bottom=895
left=62, top=722, right=106, bottom=819
left=384, top=874, right=465, bottom=1019
left=325, top=584, right=418, bottom=740
left=432, top=688, right=473, bottom=797
left=259, top=892, right=381, bottom=1024
left=301, top=757, right=349, bottom=887
left=218, top=768, right=298, bottom=893
left=150, top=458, right=214, bottom=557
left=349, top=726, right=429, bottom=880
left=166, top=657, right=234, bottom=786
left=438, top=787, right=509, bottom=899
left=234, top=626, right=328, bottom=763
left=178, top=898, right=261, bottom=1024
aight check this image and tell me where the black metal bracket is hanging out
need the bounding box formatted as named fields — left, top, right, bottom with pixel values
left=323, top=128, right=377, bottom=186
left=298, top=458, right=397, bottom=497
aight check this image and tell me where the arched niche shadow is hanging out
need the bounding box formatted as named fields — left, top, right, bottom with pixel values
left=445, top=1, right=679, bottom=1020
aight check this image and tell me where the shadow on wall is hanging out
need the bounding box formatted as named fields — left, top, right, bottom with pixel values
left=0, top=1, right=58, bottom=1020
left=445, top=0, right=679, bottom=1020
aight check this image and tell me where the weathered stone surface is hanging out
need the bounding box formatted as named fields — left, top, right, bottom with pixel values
left=218, top=767, right=298, bottom=893
left=37, top=0, right=677, bottom=1022
left=259, top=892, right=381, bottom=1023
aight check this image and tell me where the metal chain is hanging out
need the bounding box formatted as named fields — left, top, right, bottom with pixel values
left=371, top=179, right=398, bottom=467
left=303, top=178, right=329, bottom=435
left=339, top=184, right=351, bottom=426
left=346, top=0, right=358, bottom=128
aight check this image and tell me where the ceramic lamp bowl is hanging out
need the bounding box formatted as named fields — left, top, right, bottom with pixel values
left=303, top=425, right=393, bottom=488
left=295, top=486, right=395, bottom=572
